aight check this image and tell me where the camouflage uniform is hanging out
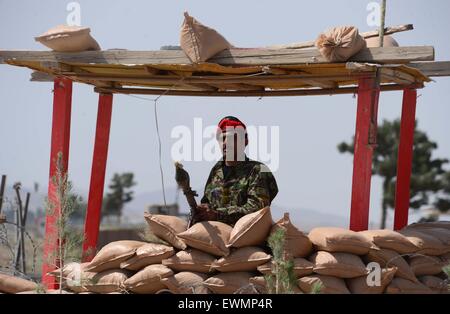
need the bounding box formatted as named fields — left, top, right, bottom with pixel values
left=200, top=156, right=278, bottom=226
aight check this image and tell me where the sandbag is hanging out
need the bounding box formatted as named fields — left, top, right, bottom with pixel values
left=227, top=207, right=273, bottom=248
left=180, top=12, right=232, bottom=63
left=258, top=257, right=314, bottom=278
left=85, top=269, right=132, bottom=294
left=310, top=251, right=368, bottom=279
left=406, top=221, right=450, bottom=231
left=364, top=248, right=418, bottom=282
left=120, top=243, right=175, bottom=271
left=0, top=273, right=37, bottom=294
left=123, top=264, right=174, bottom=294
left=270, top=213, right=312, bottom=258
left=346, top=267, right=397, bottom=294
left=85, top=240, right=145, bottom=272
left=409, top=255, right=445, bottom=276
left=61, top=262, right=95, bottom=293
left=406, top=227, right=450, bottom=247
left=386, top=277, right=433, bottom=294
left=212, top=246, right=271, bottom=272
left=249, top=276, right=302, bottom=294
left=178, top=221, right=232, bottom=256
left=162, top=249, right=216, bottom=273
left=161, top=272, right=210, bottom=294
left=418, top=275, right=448, bottom=293
left=298, top=275, right=350, bottom=294
left=365, top=35, right=399, bottom=48
left=315, top=26, right=366, bottom=62
left=359, top=229, right=418, bottom=254
left=308, top=227, right=371, bottom=255
left=399, top=229, right=448, bottom=256
left=35, top=25, right=100, bottom=52
left=203, top=272, right=253, bottom=294
left=144, top=213, right=188, bottom=250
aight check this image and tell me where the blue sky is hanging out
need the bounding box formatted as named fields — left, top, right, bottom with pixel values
left=1, top=0, right=449, bottom=227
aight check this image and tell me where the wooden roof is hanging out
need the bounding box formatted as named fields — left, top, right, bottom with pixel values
left=0, top=46, right=445, bottom=97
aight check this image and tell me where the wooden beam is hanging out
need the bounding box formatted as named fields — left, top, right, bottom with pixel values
left=409, top=61, right=450, bottom=77
left=94, top=83, right=422, bottom=97
left=350, top=77, right=380, bottom=231
left=82, top=93, right=113, bottom=262
left=394, top=88, right=417, bottom=230
left=64, top=73, right=374, bottom=86
left=30, top=71, right=54, bottom=82
left=0, top=46, right=435, bottom=66
left=266, top=24, right=414, bottom=49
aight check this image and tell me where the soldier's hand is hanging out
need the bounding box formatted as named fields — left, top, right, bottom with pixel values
left=196, top=204, right=218, bottom=221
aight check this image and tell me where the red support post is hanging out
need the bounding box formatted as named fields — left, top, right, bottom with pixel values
left=82, top=93, right=113, bottom=262
left=350, top=77, right=380, bottom=231
left=42, top=78, right=73, bottom=288
left=394, top=88, right=417, bottom=230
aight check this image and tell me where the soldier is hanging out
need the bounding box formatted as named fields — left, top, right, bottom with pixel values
left=195, top=116, right=278, bottom=226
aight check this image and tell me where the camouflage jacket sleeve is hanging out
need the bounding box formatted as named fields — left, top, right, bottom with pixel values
left=216, top=164, right=278, bottom=224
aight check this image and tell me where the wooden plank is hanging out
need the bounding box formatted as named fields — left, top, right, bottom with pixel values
left=94, top=83, right=422, bottom=97
left=267, top=24, right=414, bottom=49
left=62, top=73, right=374, bottom=87
left=30, top=71, right=55, bottom=82
left=409, top=61, right=450, bottom=77
left=0, top=46, right=434, bottom=66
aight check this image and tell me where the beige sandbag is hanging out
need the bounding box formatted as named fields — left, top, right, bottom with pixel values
left=308, top=227, right=371, bottom=255
left=441, top=252, right=450, bottom=263
left=203, top=272, right=253, bottom=294
left=123, top=264, right=173, bottom=294
left=161, top=272, right=210, bottom=294
left=178, top=221, right=232, bottom=256
left=346, top=267, right=397, bottom=294
left=35, top=25, right=100, bottom=52
left=212, top=246, right=271, bottom=272
left=85, top=269, right=132, bottom=294
left=144, top=213, right=188, bottom=250
left=249, top=276, right=269, bottom=294
left=409, top=255, right=445, bottom=276
left=365, top=35, right=399, bottom=48
left=0, top=273, right=38, bottom=294
left=180, top=12, right=232, bottom=63
left=162, top=249, right=216, bottom=273
left=270, top=213, right=312, bottom=258
left=359, top=229, right=418, bottom=254
left=365, top=248, right=418, bottom=282
left=298, top=275, right=350, bottom=294
left=64, top=262, right=96, bottom=293
left=85, top=240, right=145, bottom=272
left=386, top=277, right=433, bottom=294
left=120, top=243, right=175, bottom=271
left=407, top=228, right=450, bottom=247
left=406, top=221, right=450, bottom=231
left=249, top=276, right=302, bottom=294
left=315, top=26, right=366, bottom=62
left=418, top=275, right=448, bottom=293
left=399, top=229, right=448, bottom=256
left=310, top=251, right=368, bottom=279
left=227, top=207, right=273, bottom=248
left=258, top=257, right=314, bottom=278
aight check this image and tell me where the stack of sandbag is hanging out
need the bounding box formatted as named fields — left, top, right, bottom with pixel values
left=46, top=209, right=449, bottom=294
left=297, top=223, right=450, bottom=294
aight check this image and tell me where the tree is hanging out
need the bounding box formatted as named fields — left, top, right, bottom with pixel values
left=338, top=119, right=450, bottom=228
left=102, top=173, right=136, bottom=224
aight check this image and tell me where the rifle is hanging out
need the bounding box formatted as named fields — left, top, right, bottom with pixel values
left=174, top=162, right=198, bottom=228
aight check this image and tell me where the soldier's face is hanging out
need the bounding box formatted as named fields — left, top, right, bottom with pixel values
left=218, top=128, right=246, bottom=162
